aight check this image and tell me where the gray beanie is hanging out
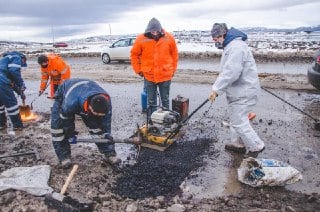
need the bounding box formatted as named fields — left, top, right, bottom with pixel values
left=145, top=18, right=162, bottom=33
left=211, top=23, right=228, bottom=38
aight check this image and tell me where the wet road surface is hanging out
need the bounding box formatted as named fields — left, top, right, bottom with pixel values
left=22, top=80, right=320, bottom=198
left=60, top=57, right=310, bottom=74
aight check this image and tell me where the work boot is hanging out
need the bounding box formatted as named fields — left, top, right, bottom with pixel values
left=245, top=144, right=265, bottom=158
left=225, top=143, right=246, bottom=154
left=104, top=153, right=121, bottom=165
left=60, top=158, right=72, bottom=169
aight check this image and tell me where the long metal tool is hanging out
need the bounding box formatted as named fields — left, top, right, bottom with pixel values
left=30, top=82, right=50, bottom=110
left=164, top=98, right=209, bottom=143
left=261, top=87, right=319, bottom=122
left=0, top=152, right=36, bottom=159
left=262, top=87, right=320, bottom=131
left=76, top=138, right=140, bottom=144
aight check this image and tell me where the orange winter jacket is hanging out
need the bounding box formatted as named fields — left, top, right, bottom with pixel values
left=39, top=54, right=71, bottom=91
left=130, top=30, right=178, bottom=83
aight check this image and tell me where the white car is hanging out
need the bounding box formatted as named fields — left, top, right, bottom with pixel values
left=101, top=36, right=136, bottom=64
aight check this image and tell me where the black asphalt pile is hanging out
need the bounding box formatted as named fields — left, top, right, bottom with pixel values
left=113, top=137, right=216, bottom=200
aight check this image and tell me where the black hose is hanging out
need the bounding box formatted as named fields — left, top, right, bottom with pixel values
left=164, top=98, right=209, bottom=142
left=261, top=87, right=319, bottom=122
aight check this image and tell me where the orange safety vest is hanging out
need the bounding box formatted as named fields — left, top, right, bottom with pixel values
left=130, top=30, right=178, bottom=83
left=40, top=54, right=71, bottom=92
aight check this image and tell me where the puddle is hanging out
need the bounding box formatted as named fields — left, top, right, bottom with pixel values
left=178, top=58, right=309, bottom=74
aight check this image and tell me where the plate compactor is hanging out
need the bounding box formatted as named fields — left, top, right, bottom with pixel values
left=132, top=96, right=209, bottom=151
left=76, top=96, right=209, bottom=152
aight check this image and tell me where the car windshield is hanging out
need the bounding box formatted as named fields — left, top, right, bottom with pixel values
left=113, top=39, right=129, bottom=48
left=130, top=38, right=136, bottom=46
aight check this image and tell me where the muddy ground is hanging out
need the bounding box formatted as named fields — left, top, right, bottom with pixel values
left=0, top=56, right=320, bottom=211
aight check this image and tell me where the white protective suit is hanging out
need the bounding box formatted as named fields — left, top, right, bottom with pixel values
left=212, top=37, right=265, bottom=152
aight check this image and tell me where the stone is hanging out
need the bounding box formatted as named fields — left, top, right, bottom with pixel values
left=167, top=204, right=186, bottom=212
left=126, top=202, right=138, bottom=212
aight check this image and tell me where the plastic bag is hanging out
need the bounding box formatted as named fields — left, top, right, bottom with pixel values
left=238, top=157, right=302, bottom=187
left=0, top=165, right=53, bottom=196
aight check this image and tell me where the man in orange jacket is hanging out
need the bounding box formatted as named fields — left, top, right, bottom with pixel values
left=131, top=17, right=178, bottom=116
left=37, top=54, right=71, bottom=97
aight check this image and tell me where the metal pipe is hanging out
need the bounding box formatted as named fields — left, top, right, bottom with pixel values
left=0, top=152, right=37, bottom=159
left=76, top=138, right=137, bottom=144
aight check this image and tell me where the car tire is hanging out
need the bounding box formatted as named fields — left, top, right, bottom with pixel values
left=307, top=67, right=320, bottom=90
left=102, top=53, right=111, bottom=64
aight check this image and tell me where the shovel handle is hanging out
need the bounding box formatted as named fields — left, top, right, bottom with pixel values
left=60, top=164, right=79, bottom=195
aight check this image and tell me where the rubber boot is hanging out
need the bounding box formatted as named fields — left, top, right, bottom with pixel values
left=10, top=114, right=23, bottom=130
left=0, top=111, right=7, bottom=130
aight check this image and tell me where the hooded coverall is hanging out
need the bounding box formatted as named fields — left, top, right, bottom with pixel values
left=212, top=28, right=265, bottom=152
left=40, top=54, right=70, bottom=97
left=0, top=51, right=27, bottom=129
left=51, top=78, right=114, bottom=161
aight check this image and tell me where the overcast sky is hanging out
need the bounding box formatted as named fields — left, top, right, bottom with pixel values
left=1, top=0, right=319, bottom=42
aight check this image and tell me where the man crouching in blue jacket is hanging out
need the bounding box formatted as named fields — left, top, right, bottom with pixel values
left=51, top=78, right=121, bottom=168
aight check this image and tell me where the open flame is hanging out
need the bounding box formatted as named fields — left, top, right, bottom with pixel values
left=21, top=111, right=39, bottom=122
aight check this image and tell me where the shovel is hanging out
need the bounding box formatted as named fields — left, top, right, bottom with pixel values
left=44, top=164, right=93, bottom=211
left=19, top=93, right=31, bottom=117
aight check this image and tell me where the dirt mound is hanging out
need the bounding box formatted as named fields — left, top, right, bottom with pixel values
left=20, top=49, right=315, bottom=63
left=179, top=50, right=314, bottom=63
left=193, top=187, right=320, bottom=211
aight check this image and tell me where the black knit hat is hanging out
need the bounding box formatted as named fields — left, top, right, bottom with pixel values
left=37, top=55, right=48, bottom=64
left=90, top=94, right=108, bottom=114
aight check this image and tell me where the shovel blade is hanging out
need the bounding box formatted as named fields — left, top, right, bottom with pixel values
left=19, top=105, right=31, bottom=117
left=45, top=193, right=94, bottom=211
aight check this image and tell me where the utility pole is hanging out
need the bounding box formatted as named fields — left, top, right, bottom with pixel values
left=109, top=24, right=111, bottom=36
left=51, top=24, right=55, bottom=45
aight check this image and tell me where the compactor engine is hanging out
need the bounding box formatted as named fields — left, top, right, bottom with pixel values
left=148, top=109, right=180, bottom=137
left=135, top=95, right=190, bottom=151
